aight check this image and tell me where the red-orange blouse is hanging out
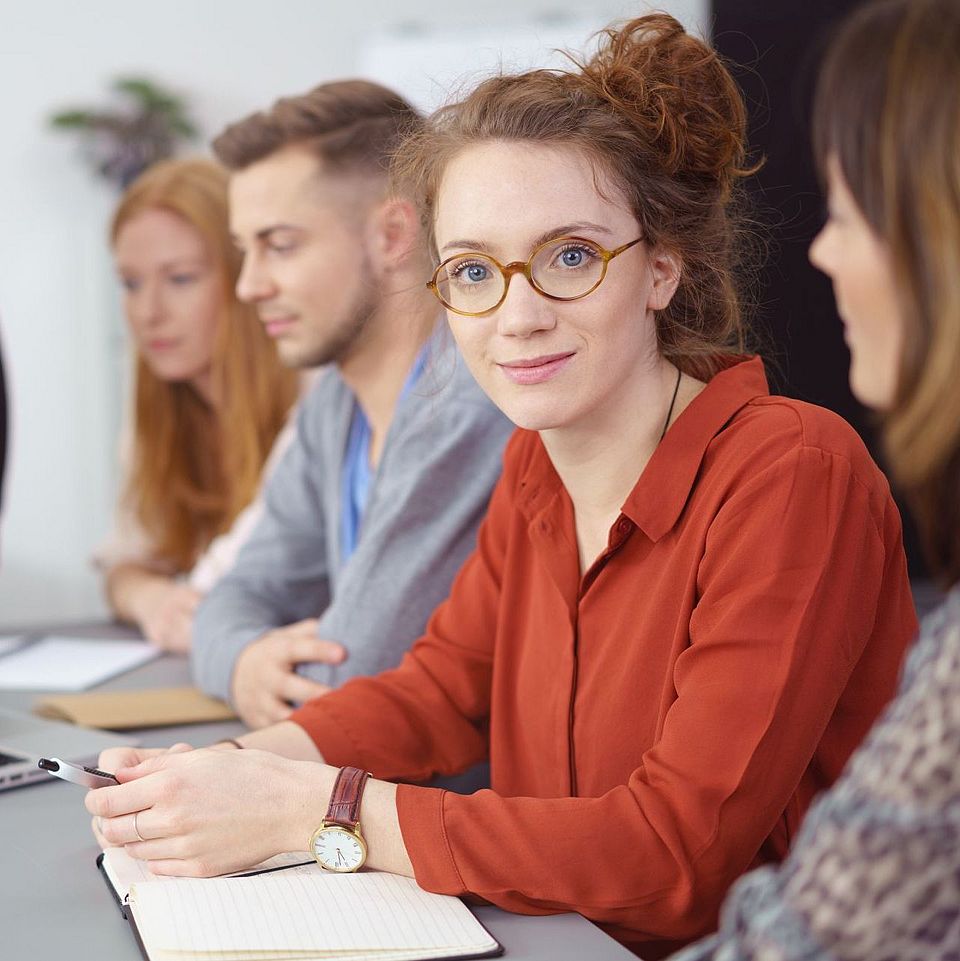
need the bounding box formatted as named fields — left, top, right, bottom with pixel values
left=291, top=357, right=917, bottom=958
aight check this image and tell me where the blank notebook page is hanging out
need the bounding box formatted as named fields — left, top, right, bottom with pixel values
left=102, top=847, right=317, bottom=902
left=129, top=871, right=498, bottom=960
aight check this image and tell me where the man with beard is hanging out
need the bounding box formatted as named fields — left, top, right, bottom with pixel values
left=191, top=80, right=512, bottom=731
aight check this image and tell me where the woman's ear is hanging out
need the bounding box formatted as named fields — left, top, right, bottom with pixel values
left=366, top=197, right=421, bottom=273
left=646, top=246, right=682, bottom=312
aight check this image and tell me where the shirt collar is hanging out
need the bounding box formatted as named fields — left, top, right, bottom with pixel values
left=516, top=355, right=770, bottom=542
left=624, top=355, right=769, bottom=541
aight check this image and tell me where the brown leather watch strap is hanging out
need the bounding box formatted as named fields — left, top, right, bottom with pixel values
left=324, top=766, right=371, bottom=829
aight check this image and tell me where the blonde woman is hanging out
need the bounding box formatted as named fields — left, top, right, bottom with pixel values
left=97, top=158, right=299, bottom=651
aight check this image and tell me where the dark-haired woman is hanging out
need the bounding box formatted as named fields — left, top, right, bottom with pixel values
left=86, top=15, right=916, bottom=957
left=672, top=1, right=960, bottom=957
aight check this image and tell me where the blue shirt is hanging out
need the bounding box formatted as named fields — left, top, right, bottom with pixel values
left=339, top=348, right=428, bottom=562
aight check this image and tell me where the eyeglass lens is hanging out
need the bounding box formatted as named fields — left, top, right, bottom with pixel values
left=434, top=237, right=607, bottom=313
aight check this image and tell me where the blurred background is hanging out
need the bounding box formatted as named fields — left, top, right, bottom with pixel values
left=2, top=0, right=914, bottom=627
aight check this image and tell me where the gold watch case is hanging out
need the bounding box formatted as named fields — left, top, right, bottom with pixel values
left=309, top=822, right=368, bottom=873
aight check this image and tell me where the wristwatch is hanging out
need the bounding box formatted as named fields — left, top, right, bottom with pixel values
left=309, top=766, right=371, bottom=873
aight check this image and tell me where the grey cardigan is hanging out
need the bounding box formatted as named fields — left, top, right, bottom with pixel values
left=192, top=337, right=514, bottom=701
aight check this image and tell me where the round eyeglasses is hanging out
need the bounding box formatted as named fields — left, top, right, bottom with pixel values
left=427, top=235, right=643, bottom=317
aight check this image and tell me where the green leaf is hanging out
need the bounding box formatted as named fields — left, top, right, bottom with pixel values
left=50, top=110, right=98, bottom=128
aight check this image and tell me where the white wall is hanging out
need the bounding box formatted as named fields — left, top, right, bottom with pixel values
left=0, top=0, right=707, bottom=626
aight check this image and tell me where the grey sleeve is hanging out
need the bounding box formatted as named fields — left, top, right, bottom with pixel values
left=191, top=390, right=334, bottom=701
left=304, top=390, right=513, bottom=686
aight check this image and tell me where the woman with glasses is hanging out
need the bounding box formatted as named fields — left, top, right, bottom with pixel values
left=96, top=158, right=299, bottom=651
left=87, top=15, right=916, bottom=957
left=672, top=0, right=960, bottom=957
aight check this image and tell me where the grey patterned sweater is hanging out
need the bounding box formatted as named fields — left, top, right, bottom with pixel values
left=673, top=584, right=960, bottom=961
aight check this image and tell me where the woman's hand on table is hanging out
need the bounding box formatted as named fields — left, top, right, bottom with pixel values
left=97, top=741, right=195, bottom=774
left=106, top=563, right=201, bottom=653
left=133, top=580, right=202, bottom=652
left=89, top=742, right=194, bottom=849
left=85, top=746, right=334, bottom=876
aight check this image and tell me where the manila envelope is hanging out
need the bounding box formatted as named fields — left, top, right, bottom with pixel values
left=34, top=686, right=237, bottom=729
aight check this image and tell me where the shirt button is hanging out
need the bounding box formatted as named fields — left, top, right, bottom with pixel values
left=617, top=518, right=632, bottom=533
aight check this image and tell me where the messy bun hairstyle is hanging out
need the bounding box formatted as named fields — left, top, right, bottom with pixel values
left=395, top=13, right=757, bottom=380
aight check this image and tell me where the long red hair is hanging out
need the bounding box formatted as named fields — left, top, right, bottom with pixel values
left=111, top=157, right=298, bottom=572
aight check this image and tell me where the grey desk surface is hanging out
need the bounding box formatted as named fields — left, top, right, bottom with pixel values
left=0, top=624, right=634, bottom=961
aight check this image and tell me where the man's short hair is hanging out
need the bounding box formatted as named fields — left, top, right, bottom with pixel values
left=212, top=79, right=423, bottom=179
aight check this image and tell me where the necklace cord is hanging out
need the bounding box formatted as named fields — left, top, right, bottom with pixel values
left=659, top=366, right=683, bottom=443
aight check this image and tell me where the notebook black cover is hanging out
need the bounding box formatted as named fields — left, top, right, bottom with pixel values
left=96, top=851, right=130, bottom=920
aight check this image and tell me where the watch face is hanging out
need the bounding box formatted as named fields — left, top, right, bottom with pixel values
left=311, top=825, right=367, bottom=873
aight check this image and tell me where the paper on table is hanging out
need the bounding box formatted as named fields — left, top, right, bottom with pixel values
left=0, top=636, right=26, bottom=656
left=128, top=871, right=499, bottom=960
left=0, top=637, right=160, bottom=690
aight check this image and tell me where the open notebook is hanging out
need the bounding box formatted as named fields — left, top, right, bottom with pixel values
left=97, top=846, right=318, bottom=914
left=97, top=848, right=502, bottom=961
